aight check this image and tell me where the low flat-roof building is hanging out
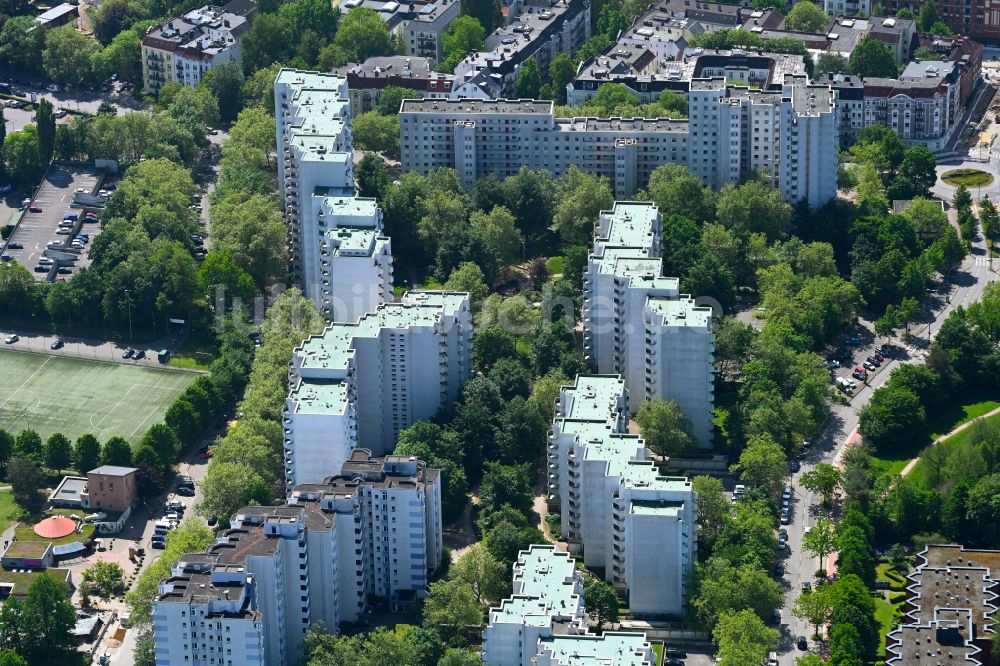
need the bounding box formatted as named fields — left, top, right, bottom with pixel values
left=0, top=569, right=73, bottom=601
left=35, top=3, right=78, bottom=27
left=886, top=544, right=999, bottom=666
left=1, top=541, right=54, bottom=570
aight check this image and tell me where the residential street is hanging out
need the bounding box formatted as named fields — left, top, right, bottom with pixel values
left=777, top=228, right=997, bottom=663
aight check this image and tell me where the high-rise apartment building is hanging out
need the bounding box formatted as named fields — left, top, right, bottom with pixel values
left=399, top=77, right=839, bottom=208
left=483, top=544, right=657, bottom=666
left=275, top=69, right=394, bottom=320
left=154, top=450, right=442, bottom=666
left=545, top=375, right=697, bottom=616
left=284, top=291, right=472, bottom=488
left=582, top=202, right=714, bottom=445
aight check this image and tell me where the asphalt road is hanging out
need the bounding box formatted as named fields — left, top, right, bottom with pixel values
left=777, top=229, right=997, bottom=664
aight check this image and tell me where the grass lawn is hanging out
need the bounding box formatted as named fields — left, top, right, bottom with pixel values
left=941, top=168, right=994, bottom=187
left=546, top=256, right=565, bottom=276
left=167, top=336, right=216, bottom=371
left=0, top=349, right=198, bottom=444
left=871, top=390, right=1000, bottom=480
left=651, top=642, right=663, bottom=664
left=876, top=563, right=906, bottom=590
left=874, top=593, right=900, bottom=657
left=0, top=493, right=26, bottom=537
left=910, top=409, right=1000, bottom=487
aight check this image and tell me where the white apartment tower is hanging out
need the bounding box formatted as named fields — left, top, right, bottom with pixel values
left=582, top=202, right=715, bottom=445
left=153, top=451, right=442, bottom=666
left=275, top=69, right=394, bottom=320
left=399, top=78, right=839, bottom=209
left=483, top=544, right=657, bottom=666
left=687, top=76, right=838, bottom=208
left=152, top=565, right=265, bottom=666
left=546, top=375, right=697, bottom=616
left=284, top=290, right=472, bottom=489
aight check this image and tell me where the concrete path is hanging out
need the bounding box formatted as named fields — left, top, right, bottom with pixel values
left=899, top=404, right=1000, bottom=477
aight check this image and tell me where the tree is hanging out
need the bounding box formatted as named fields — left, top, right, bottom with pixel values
left=201, top=62, right=244, bottom=123
left=478, top=463, right=533, bottom=517
left=241, top=13, right=290, bottom=73
left=422, top=579, right=483, bottom=647
left=716, top=180, right=792, bottom=240
left=549, top=53, right=576, bottom=105
left=43, top=26, right=101, bottom=85
left=793, top=584, right=833, bottom=638
left=0, top=650, right=26, bottom=666
left=44, top=433, right=72, bottom=471
left=966, top=473, right=1000, bottom=547
left=730, top=435, right=787, bottom=499
left=450, top=544, right=511, bottom=606
left=438, top=649, right=482, bottom=666
left=100, top=436, right=133, bottom=466
left=73, top=434, right=101, bottom=474
left=82, top=561, right=126, bottom=597
left=899, top=146, right=937, bottom=196
left=3, top=126, right=44, bottom=186
left=859, top=386, right=926, bottom=454
left=828, top=574, right=879, bottom=660
left=850, top=37, right=898, bottom=78
left=142, top=423, right=179, bottom=469
left=445, top=262, right=489, bottom=308
left=13, top=430, right=42, bottom=464
left=635, top=399, right=699, bottom=456
left=22, top=575, right=77, bottom=661
left=374, top=86, right=419, bottom=116
left=35, top=99, right=56, bottom=165
left=0, top=17, right=46, bottom=76
left=584, top=577, right=619, bottom=634
left=713, top=609, right=779, bottom=666
left=198, top=461, right=271, bottom=521
left=918, top=0, right=939, bottom=31
left=835, top=526, right=875, bottom=588
left=440, top=16, right=486, bottom=71
left=198, top=250, right=256, bottom=307
left=333, top=7, right=390, bottom=63
left=693, top=558, right=784, bottom=630
left=815, top=52, right=849, bottom=76
left=516, top=58, right=541, bottom=98
left=165, top=398, right=203, bottom=449
left=7, top=457, right=44, bottom=508
left=210, top=192, right=288, bottom=289
left=803, top=517, right=837, bottom=575
left=692, top=476, right=729, bottom=549
left=357, top=153, right=390, bottom=199
left=353, top=111, right=400, bottom=156
left=553, top=166, right=613, bottom=245
left=470, top=206, right=522, bottom=266
left=829, top=623, right=864, bottom=666
left=786, top=1, right=829, bottom=32
left=800, top=464, right=842, bottom=508
left=460, top=0, right=500, bottom=34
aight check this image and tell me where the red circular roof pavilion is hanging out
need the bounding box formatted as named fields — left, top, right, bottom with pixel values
left=33, top=516, right=77, bottom=539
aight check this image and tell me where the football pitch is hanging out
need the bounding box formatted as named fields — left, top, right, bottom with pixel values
left=0, top=349, right=198, bottom=444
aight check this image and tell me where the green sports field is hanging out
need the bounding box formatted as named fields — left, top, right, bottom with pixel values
left=0, top=349, right=198, bottom=444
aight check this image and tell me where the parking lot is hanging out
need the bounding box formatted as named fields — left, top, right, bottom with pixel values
left=1, top=165, right=105, bottom=280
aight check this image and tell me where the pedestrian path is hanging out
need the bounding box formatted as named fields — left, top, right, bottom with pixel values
left=900, top=404, right=1000, bottom=477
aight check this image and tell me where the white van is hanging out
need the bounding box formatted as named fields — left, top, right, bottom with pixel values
left=836, top=377, right=854, bottom=393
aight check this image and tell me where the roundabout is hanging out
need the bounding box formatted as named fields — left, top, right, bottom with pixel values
left=941, top=168, right=995, bottom=187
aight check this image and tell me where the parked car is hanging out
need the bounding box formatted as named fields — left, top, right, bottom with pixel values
left=150, top=539, right=166, bottom=550
left=774, top=562, right=784, bottom=577
left=56, top=228, right=71, bottom=235
left=46, top=83, right=59, bottom=92
left=63, top=213, right=78, bottom=221
left=199, top=448, right=213, bottom=459
left=28, top=206, right=42, bottom=213
left=4, top=334, right=18, bottom=344
left=34, top=265, right=49, bottom=273
left=57, top=267, right=72, bottom=275
left=50, top=338, right=64, bottom=349
left=207, top=516, right=218, bottom=526
left=122, top=348, right=135, bottom=359
left=797, top=636, right=808, bottom=650
left=133, top=349, right=145, bottom=359
left=7, top=242, right=22, bottom=249
left=852, top=370, right=867, bottom=381
left=176, top=486, right=195, bottom=496
left=0, top=254, right=11, bottom=262
left=802, top=581, right=811, bottom=591
left=864, top=361, right=877, bottom=372
left=845, top=335, right=861, bottom=345
left=780, top=511, right=790, bottom=525
left=789, top=460, right=800, bottom=473
left=783, top=486, right=792, bottom=501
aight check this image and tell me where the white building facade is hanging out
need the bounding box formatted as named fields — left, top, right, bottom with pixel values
left=153, top=451, right=442, bottom=666
left=582, top=202, right=715, bottom=445
left=284, top=291, right=472, bottom=489
left=545, top=374, right=698, bottom=616
left=483, top=545, right=657, bottom=666
left=399, top=78, right=839, bottom=208
left=275, top=69, right=395, bottom=319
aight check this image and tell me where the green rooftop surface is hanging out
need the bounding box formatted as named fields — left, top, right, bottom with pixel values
left=288, top=380, right=349, bottom=415
left=0, top=569, right=72, bottom=597
left=493, top=545, right=580, bottom=625
left=538, top=633, right=654, bottom=665
left=596, top=202, right=660, bottom=249
left=645, top=296, right=712, bottom=328
left=296, top=292, right=467, bottom=373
